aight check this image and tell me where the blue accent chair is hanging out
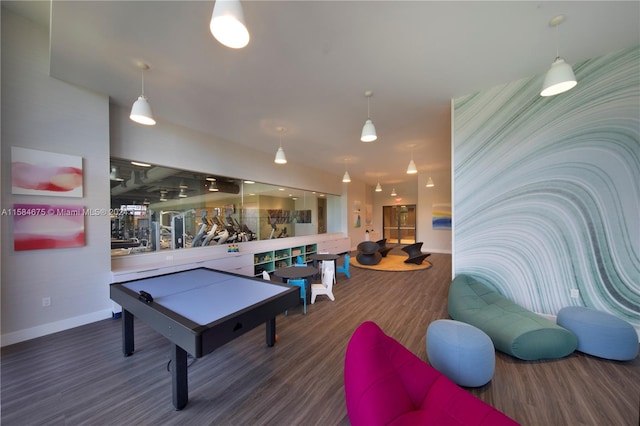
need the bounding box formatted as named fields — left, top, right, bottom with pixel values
left=336, top=253, right=351, bottom=278
left=286, top=279, right=307, bottom=315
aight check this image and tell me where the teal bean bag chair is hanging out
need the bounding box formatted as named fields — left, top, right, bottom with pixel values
left=448, top=274, right=577, bottom=361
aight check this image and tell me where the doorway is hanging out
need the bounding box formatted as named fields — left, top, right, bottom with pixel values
left=383, top=205, right=416, bottom=245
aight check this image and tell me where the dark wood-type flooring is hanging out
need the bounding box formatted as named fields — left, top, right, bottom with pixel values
left=2, top=250, right=639, bottom=425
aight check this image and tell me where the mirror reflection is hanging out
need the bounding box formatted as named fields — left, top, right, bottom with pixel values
left=110, top=158, right=333, bottom=256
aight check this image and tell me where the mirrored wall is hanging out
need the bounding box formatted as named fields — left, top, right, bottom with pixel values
left=109, top=158, right=337, bottom=256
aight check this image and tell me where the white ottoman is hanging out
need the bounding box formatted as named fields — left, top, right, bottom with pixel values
left=426, top=319, right=495, bottom=387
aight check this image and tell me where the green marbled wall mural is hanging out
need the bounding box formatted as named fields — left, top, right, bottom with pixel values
left=453, top=45, right=639, bottom=332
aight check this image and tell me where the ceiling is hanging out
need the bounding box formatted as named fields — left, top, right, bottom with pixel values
left=5, top=1, right=640, bottom=188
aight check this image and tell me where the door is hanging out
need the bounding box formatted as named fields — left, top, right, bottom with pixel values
left=383, top=205, right=416, bottom=244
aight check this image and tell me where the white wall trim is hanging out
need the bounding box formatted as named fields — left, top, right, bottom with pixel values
left=1, top=309, right=112, bottom=347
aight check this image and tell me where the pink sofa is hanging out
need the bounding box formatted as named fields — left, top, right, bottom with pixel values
left=344, top=321, right=519, bottom=426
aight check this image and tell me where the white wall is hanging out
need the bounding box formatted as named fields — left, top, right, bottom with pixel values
left=1, top=9, right=112, bottom=345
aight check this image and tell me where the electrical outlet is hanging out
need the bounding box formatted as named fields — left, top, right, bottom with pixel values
left=570, top=289, right=580, bottom=299
left=42, top=297, right=51, bottom=307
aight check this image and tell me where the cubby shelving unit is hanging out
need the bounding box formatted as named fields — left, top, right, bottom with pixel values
left=254, top=243, right=317, bottom=277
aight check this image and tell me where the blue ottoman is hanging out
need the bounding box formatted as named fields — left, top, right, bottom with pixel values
left=426, top=319, right=495, bottom=387
left=557, top=306, right=638, bottom=361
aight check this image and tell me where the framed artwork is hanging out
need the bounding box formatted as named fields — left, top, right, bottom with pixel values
left=353, top=201, right=361, bottom=228
left=11, top=147, right=83, bottom=197
left=432, top=203, right=452, bottom=230
left=13, top=204, right=85, bottom=251
left=365, top=204, right=373, bottom=227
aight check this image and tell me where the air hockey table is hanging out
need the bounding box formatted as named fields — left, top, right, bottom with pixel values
left=109, top=267, right=300, bottom=410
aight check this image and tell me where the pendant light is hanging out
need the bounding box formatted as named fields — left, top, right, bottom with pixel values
left=210, top=0, right=250, bottom=49
left=209, top=180, right=219, bottom=191
left=274, top=127, right=287, bottom=164
left=130, top=62, right=156, bottom=126
left=426, top=176, right=435, bottom=187
left=375, top=182, right=382, bottom=192
left=342, top=159, right=351, bottom=183
left=390, top=188, right=397, bottom=197
left=360, top=91, right=377, bottom=142
left=406, top=149, right=417, bottom=174
left=540, top=15, right=577, bottom=97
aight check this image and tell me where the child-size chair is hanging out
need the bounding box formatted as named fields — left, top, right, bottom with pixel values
left=336, top=253, right=351, bottom=279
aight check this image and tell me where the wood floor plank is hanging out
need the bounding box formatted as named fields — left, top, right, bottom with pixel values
left=2, top=251, right=639, bottom=425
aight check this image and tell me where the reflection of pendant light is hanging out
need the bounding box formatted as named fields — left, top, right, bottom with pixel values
left=342, top=159, right=351, bottom=183
left=209, top=180, right=219, bottom=191
left=426, top=176, right=435, bottom=187
left=159, top=189, right=168, bottom=202
left=210, top=0, right=250, bottom=49
left=390, top=188, right=397, bottom=196
left=110, top=166, right=124, bottom=181
left=130, top=62, right=156, bottom=125
left=375, top=182, right=382, bottom=192
left=179, top=188, right=188, bottom=198
left=360, top=91, right=377, bottom=142
left=274, top=126, right=287, bottom=164
left=179, top=180, right=188, bottom=189
left=540, top=15, right=577, bottom=97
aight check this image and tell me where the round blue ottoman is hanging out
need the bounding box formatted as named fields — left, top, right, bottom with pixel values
left=426, top=319, right=495, bottom=387
left=557, top=306, right=638, bottom=361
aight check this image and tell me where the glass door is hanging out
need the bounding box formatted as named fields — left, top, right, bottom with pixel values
left=383, top=205, right=416, bottom=244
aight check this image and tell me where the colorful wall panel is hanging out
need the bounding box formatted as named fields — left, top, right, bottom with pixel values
left=453, top=46, right=639, bottom=331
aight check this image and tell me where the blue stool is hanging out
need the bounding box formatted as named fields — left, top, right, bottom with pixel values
left=557, top=306, right=638, bottom=361
left=426, top=319, right=495, bottom=387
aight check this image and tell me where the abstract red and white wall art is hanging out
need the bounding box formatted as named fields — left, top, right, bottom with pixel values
left=11, top=147, right=83, bottom=197
left=12, top=204, right=85, bottom=251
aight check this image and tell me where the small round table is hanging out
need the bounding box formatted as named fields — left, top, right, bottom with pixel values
left=308, top=253, right=339, bottom=275
left=273, top=265, right=318, bottom=304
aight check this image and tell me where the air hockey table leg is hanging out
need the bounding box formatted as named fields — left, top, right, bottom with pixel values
left=171, top=344, right=188, bottom=410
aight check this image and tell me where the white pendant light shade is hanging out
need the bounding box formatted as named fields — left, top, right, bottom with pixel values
left=375, top=182, right=382, bottom=192
left=406, top=159, right=417, bottom=174
left=540, top=15, right=576, bottom=97
left=361, top=119, right=377, bottom=142
left=130, top=63, right=156, bottom=126
left=274, top=147, right=287, bottom=164
left=540, top=58, right=577, bottom=96
left=130, top=96, right=156, bottom=125
left=426, top=176, right=435, bottom=187
left=274, top=127, right=287, bottom=164
left=360, top=91, right=377, bottom=142
left=342, top=158, right=351, bottom=182
left=390, top=188, right=397, bottom=196
left=209, top=181, right=219, bottom=191
left=210, top=0, right=250, bottom=49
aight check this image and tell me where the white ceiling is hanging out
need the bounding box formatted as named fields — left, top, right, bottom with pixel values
left=5, top=1, right=640, bottom=188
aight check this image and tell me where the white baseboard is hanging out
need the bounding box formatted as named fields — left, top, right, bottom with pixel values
left=0, top=309, right=113, bottom=347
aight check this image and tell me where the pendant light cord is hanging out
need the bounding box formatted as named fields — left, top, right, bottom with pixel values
left=554, top=23, right=559, bottom=59
left=140, top=68, right=145, bottom=96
